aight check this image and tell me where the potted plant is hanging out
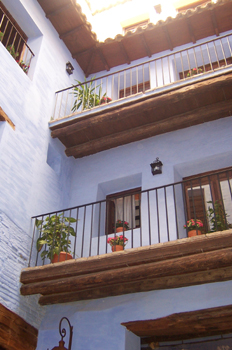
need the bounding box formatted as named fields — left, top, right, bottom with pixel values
left=107, top=235, right=128, bottom=252
left=115, top=219, right=129, bottom=233
left=207, top=200, right=231, bottom=232
left=0, top=31, right=3, bottom=42
left=7, top=44, right=19, bottom=59
left=36, top=214, right=77, bottom=263
left=183, top=219, right=203, bottom=237
left=17, top=60, right=30, bottom=73
left=71, top=77, right=105, bottom=112
left=100, top=96, right=112, bottom=104
left=187, top=67, right=203, bottom=77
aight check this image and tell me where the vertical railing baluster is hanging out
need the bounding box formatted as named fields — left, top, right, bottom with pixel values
left=73, top=208, right=79, bottom=259
left=164, top=187, right=170, bottom=241
left=181, top=182, right=188, bottom=237
left=29, top=218, right=36, bottom=267
left=147, top=191, right=151, bottom=245
left=97, top=203, right=101, bottom=256
left=156, top=189, right=160, bottom=243
left=131, top=194, right=133, bottom=248
left=173, top=184, right=179, bottom=240
left=89, top=204, right=94, bottom=256
left=81, top=206, right=86, bottom=257
left=207, top=175, right=217, bottom=231
left=206, top=43, right=213, bottom=71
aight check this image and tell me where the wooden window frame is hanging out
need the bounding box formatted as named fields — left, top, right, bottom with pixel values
left=106, top=187, right=141, bottom=235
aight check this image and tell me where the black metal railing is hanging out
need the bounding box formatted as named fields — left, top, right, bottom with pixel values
left=29, top=168, right=232, bottom=267
left=52, top=32, right=232, bottom=120
left=0, top=5, right=34, bottom=74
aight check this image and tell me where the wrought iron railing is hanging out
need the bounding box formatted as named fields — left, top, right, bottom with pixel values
left=0, top=5, right=34, bottom=74
left=52, top=32, right=232, bottom=120
left=29, top=168, right=232, bottom=267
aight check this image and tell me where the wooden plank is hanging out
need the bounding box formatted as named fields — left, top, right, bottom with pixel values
left=46, top=3, right=72, bottom=18
left=123, top=304, right=232, bottom=342
left=60, top=24, right=85, bottom=39
left=20, top=230, right=232, bottom=285
left=38, top=265, right=232, bottom=305
left=0, top=303, right=38, bottom=350
left=21, top=245, right=232, bottom=296
left=0, top=107, right=15, bottom=130
left=64, top=98, right=232, bottom=157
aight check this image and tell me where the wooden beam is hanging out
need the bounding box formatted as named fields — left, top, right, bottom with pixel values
left=46, top=3, right=72, bottom=18
left=60, top=24, right=85, bottom=39
left=186, top=18, right=196, bottom=44
left=21, top=230, right=232, bottom=285
left=64, top=98, right=232, bottom=158
left=119, top=41, right=130, bottom=64
left=96, top=48, right=110, bottom=71
left=123, top=305, right=232, bottom=342
left=0, top=303, right=38, bottom=350
left=210, top=9, right=219, bottom=36
left=0, top=107, right=15, bottom=130
left=141, top=34, right=152, bottom=57
left=39, top=265, right=232, bottom=305
left=162, top=26, right=173, bottom=51
left=72, top=46, right=95, bottom=59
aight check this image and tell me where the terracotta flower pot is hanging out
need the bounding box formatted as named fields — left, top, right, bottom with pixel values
left=51, top=252, right=73, bottom=263
left=188, top=230, right=202, bottom=238
left=111, top=245, right=124, bottom=252
left=116, top=227, right=125, bottom=233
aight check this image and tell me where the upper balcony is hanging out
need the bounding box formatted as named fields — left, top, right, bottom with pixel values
left=50, top=32, right=232, bottom=158
left=20, top=167, right=232, bottom=305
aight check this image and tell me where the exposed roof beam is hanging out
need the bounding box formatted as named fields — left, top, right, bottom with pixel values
left=186, top=18, right=196, bottom=44
left=210, top=9, right=219, bottom=36
left=46, top=3, right=72, bottom=18
left=85, top=50, right=97, bottom=77
left=96, top=48, right=110, bottom=71
left=60, top=24, right=85, bottom=40
left=119, top=41, right=130, bottom=64
left=72, top=46, right=95, bottom=59
left=141, top=34, right=152, bottom=57
left=162, top=26, right=173, bottom=51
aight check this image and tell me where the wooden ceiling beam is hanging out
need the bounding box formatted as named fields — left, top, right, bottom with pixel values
left=141, top=34, right=152, bottom=57
left=60, top=24, right=85, bottom=39
left=119, top=41, right=131, bottom=64
left=64, top=97, right=232, bottom=158
left=96, top=47, right=110, bottom=71
left=210, top=9, right=219, bottom=36
left=46, top=3, right=72, bottom=18
left=186, top=18, right=196, bottom=43
left=85, top=49, right=96, bottom=77
left=72, top=46, right=95, bottom=59
left=162, top=25, right=173, bottom=51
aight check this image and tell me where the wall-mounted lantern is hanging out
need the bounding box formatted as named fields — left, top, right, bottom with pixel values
left=150, top=157, right=163, bottom=175
left=51, top=317, right=73, bottom=350
left=66, top=62, right=74, bottom=75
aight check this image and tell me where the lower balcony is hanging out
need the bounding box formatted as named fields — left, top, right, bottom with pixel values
left=20, top=168, right=232, bottom=304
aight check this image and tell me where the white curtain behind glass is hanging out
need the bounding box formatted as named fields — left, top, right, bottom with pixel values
left=114, top=196, right=135, bottom=229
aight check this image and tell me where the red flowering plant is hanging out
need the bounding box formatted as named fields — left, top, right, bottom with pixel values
left=183, top=219, right=204, bottom=232
left=17, top=60, right=30, bottom=73
left=100, top=96, right=112, bottom=104
left=115, top=220, right=129, bottom=230
left=107, top=235, right=128, bottom=247
left=187, top=67, right=203, bottom=77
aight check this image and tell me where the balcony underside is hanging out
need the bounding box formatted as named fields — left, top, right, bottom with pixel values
left=50, top=71, right=232, bottom=158
left=21, top=230, right=232, bottom=305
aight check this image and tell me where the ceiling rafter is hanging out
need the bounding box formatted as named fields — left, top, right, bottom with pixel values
left=186, top=18, right=196, bottom=43
left=141, top=34, right=151, bottom=57
left=210, top=9, right=219, bottom=36
left=46, top=3, right=72, bottom=18
left=96, top=47, right=110, bottom=71
left=119, top=41, right=130, bottom=64
left=72, top=46, right=95, bottom=59
left=85, top=49, right=97, bottom=77
left=162, top=25, right=173, bottom=51
left=60, top=24, right=85, bottom=39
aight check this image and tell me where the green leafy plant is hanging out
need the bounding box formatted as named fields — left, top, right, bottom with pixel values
left=207, top=200, right=230, bottom=232
left=7, top=44, right=19, bottom=59
left=0, top=31, right=3, bottom=42
left=17, top=60, right=30, bottom=73
left=71, top=77, right=105, bottom=112
left=36, top=214, right=77, bottom=261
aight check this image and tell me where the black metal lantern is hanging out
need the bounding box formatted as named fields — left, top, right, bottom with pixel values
left=51, top=317, right=73, bottom=350
left=66, top=62, right=74, bottom=75
left=150, top=157, right=163, bottom=175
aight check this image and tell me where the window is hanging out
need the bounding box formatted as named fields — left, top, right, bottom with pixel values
left=0, top=2, right=34, bottom=74
left=106, top=188, right=141, bottom=235
left=174, top=0, right=210, bottom=13
left=119, top=81, right=150, bottom=98
left=184, top=168, right=232, bottom=233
